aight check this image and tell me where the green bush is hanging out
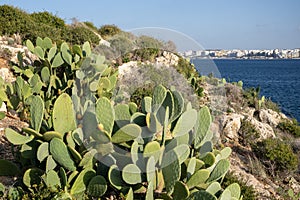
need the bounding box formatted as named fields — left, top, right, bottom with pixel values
left=222, top=173, right=257, bottom=200
left=98, top=24, right=121, bottom=39
left=64, top=26, right=100, bottom=45
left=30, top=11, right=65, bottom=29
left=238, top=119, right=260, bottom=146
left=263, top=98, right=281, bottom=113
left=278, top=119, right=300, bottom=137
left=83, top=21, right=98, bottom=32
left=253, top=138, right=298, bottom=173
left=0, top=5, right=32, bottom=36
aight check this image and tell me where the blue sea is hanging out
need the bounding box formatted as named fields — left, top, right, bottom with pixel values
left=193, top=59, right=300, bottom=121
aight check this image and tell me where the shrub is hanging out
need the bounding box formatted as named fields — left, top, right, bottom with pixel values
left=278, top=119, right=300, bottom=137
left=64, top=26, right=100, bottom=45
left=135, top=35, right=163, bottom=49
left=30, top=11, right=65, bottom=29
left=98, top=24, right=121, bottom=39
left=263, top=98, right=281, bottom=113
left=0, top=47, right=12, bottom=60
left=0, top=5, right=32, bottom=36
left=83, top=21, right=98, bottom=32
left=238, top=119, right=260, bottom=146
left=222, top=173, right=257, bottom=200
left=253, top=138, right=298, bottom=174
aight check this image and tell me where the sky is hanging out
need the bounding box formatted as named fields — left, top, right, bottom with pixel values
left=1, top=0, right=300, bottom=51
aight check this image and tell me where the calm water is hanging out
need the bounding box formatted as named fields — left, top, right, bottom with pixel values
left=193, top=59, right=300, bottom=121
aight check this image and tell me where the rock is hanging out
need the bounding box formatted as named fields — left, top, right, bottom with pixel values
left=0, top=67, right=15, bottom=82
left=259, top=109, right=285, bottom=127
left=243, top=107, right=256, bottom=118
left=222, top=113, right=244, bottom=141
left=247, top=117, right=275, bottom=140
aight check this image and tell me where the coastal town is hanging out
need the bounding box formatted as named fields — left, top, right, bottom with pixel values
left=180, top=48, right=300, bottom=59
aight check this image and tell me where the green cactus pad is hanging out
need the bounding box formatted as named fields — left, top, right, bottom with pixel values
left=152, top=85, right=167, bottom=112
left=146, top=112, right=162, bottom=133
left=67, top=145, right=82, bottom=162
left=201, top=152, right=216, bottom=167
left=187, top=157, right=196, bottom=179
left=68, top=170, right=79, bottom=185
left=142, top=96, right=152, bottom=113
left=126, top=187, right=134, bottom=200
left=45, top=170, right=61, bottom=190
left=186, top=169, right=210, bottom=189
left=108, top=165, right=124, bottom=190
left=59, top=167, right=67, bottom=188
left=206, top=182, right=221, bottom=196
left=0, top=159, right=21, bottom=176
left=194, top=106, right=212, bottom=149
left=186, top=190, right=217, bottom=200
left=26, top=39, right=34, bottom=52
left=23, top=168, right=44, bottom=188
left=206, top=159, right=230, bottom=183
left=37, top=142, right=49, bottom=162
left=70, top=168, right=96, bottom=195
left=224, top=183, right=241, bottom=199
left=158, top=91, right=174, bottom=123
left=66, top=132, right=76, bottom=148
left=144, top=141, right=161, bottom=162
left=29, top=95, right=44, bottom=133
left=170, top=90, right=184, bottom=122
left=87, top=175, right=107, bottom=197
left=128, top=102, right=138, bottom=114
left=22, top=127, right=43, bottom=138
left=53, top=93, right=77, bottom=134
left=162, top=151, right=181, bottom=194
left=47, top=47, right=57, bottom=62
left=172, top=109, right=197, bottom=137
left=111, top=124, right=141, bottom=143
left=79, top=149, right=97, bottom=169
left=220, top=147, right=232, bottom=159
left=146, top=156, right=156, bottom=183
left=131, top=112, right=146, bottom=126
left=82, top=42, right=91, bottom=56
left=146, top=180, right=154, bottom=200
left=114, top=104, right=131, bottom=127
left=122, top=164, right=142, bottom=185
left=43, top=131, right=64, bottom=141
left=50, top=138, right=76, bottom=171
left=96, top=97, right=115, bottom=136
left=219, top=189, right=231, bottom=200
left=164, top=144, right=190, bottom=166
left=51, top=53, right=64, bottom=68
left=5, top=128, right=34, bottom=145
left=173, top=181, right=189, bottom=200
left=199, top=141, right=213, bottom=155
left=46, top=155, right=57, bottom=172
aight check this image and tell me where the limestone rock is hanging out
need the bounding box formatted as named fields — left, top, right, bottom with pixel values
left=247, top=117, right=275, bottom=140
left=222, top=113, right=244, bottom=141
left=259, top=109, right=286, bottom=127
left=0, top=67, right=15, bottom=82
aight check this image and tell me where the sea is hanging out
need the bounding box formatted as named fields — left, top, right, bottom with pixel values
left=193, top=59, right=300, bottom=121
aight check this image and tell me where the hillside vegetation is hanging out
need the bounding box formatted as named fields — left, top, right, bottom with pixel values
left=0, top=5, right=299, bottom=200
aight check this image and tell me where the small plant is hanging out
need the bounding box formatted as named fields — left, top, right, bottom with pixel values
left=287, top=189, right=300, bottom=200
left=238, top=119, right=260, bottom=146
left=278, top=118, right=300, bottom=137
left=263, top=98, right=281, bottom=113
left=0, top=47, right=12, bottom=60
left=222, top=173, right=257, bottom=200
left=253, top=138, right=299, bottom=174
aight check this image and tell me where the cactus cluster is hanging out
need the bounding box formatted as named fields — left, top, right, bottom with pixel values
left=0, top=37, right=241, bottom=199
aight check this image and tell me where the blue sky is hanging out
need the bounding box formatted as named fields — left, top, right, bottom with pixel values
left=1, top=0, right=300, bottom=50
